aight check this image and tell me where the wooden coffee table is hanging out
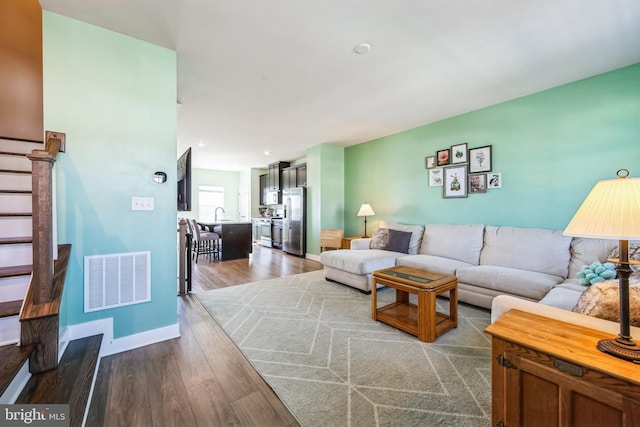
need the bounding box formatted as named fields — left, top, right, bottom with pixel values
left=372, top=266, right=458, bottom=342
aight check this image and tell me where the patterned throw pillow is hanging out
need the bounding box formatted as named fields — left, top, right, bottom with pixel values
left=607, top=242, right=640, bottom=262
left=371, top=228, right=388, bottom=249
left=573, top=276, right=640, bottom=327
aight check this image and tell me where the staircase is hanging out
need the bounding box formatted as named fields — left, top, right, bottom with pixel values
left=0, top=137, right=102, bottom=426
left=0, top=138, right=40, bottom=346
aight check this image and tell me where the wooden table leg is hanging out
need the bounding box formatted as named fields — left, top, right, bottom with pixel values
left=396, top=289, right=409, bottom=304
left=449, top=287, right=458, bottom=328
left=371, top=277, right=378, bottom=320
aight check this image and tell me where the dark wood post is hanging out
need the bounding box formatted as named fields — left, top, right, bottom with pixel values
left=27, top=149, right=55, bottom=304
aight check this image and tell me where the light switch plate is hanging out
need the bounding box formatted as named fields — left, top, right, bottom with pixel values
left=131, top=197, right=154, bottom=211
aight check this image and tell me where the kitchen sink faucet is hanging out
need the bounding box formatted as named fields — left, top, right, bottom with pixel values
left=215, top=207, right=226, bottom=223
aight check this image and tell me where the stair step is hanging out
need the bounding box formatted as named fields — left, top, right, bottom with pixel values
left=0, top=344, right=35, bottom=398
left=0, top=139, right=44, bottom=155
left=17, top=334, right=103, bottom=426
left=0, top=237, right=32, bottom=245
left=0, top=151, right=27, bottom=157
left=0, top=213, right=31, bottom=217
left=0, top=169, right=31, bottom=175
left=0, top=190, right=31, bottom=194
left=0, top=300, right=23, bottom=318
left=0, top=265, right=32, bottom=278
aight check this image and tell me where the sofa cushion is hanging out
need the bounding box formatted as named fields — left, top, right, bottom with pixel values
left=380, top=222, right=424, bottom=255
left=538, top=286, right=584, bottom=311
left=384, top=229, right=412, bottom=253
left=370, top=228, right=388, bottom=249
left=568, top=237, right=618, bottom=278
left=396, top=254, right=474, bottom=276
left=320, top=249, right=405, bottom=275
left=479, top=226, right=572, bottom=278
left=457, top=265, right=564, bottom=300
left=419, top=224, right=484, bottom=265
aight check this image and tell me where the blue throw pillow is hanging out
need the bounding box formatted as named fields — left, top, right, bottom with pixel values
left=384, top=229, right=412, bottom=254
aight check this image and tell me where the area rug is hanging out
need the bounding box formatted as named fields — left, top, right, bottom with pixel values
left=196, top=270, right=492, bottom=427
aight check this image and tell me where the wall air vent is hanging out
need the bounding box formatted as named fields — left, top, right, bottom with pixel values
left=84, top=251, right=151, bottom=312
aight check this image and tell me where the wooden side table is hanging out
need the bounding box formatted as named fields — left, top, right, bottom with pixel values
left=372, top=266, right=458, bottom=342
left=485, top=310, right=640, bottom=426
left=341, top=236, right=364, bottom=249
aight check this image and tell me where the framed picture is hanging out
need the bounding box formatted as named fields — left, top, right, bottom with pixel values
left=469, top=145, right=492, bottom=173
left=443, top=165, right=468, bottom=198
left=436, top=149, right=450, bottom=166
left=469, top=173, right=487, bottom=194
left=488, top=172, right=502, bottom=189
left=425, top=155, right=436, bottom=169
left=429, top=168, right=443, bottom=187
left=450, top=143, right=468, bottom=164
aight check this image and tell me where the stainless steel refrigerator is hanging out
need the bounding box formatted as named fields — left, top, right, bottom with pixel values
left=282, top=187, right=306, bottom=256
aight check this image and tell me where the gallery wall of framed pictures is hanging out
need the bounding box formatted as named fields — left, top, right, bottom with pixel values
left=425, top=143, right=501, bottom=198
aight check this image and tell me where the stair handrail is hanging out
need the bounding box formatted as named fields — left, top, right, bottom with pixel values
left=20, top=131, right=68, bottom=372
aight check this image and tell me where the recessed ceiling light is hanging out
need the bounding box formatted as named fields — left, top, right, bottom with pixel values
left=354, top=43, right=371, bottom=54
left=264, top=150, right=270, bottom=156
left=198, top=141, right=205, bottom=147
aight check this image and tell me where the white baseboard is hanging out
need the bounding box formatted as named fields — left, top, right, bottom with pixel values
left=59, top=319, right=180, bottom=357
left=306, top=253, right=320, bottom=262
left=102, top=323, right=180, bottom=356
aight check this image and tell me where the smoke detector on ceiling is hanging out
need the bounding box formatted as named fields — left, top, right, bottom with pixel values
left=353, top=43, right=371, bottom=54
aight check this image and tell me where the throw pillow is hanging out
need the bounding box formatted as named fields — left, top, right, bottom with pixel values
left=384, top=229, right=412, bottom=254
left=572, top=277, right=640, bottom=327
left=607, top=242, right=640, bottom=263
left=371, top=228, right=388, bottom=250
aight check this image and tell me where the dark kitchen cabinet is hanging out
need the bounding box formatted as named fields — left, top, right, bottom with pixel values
left=267, top=161, right=290, bottom=192
left=296, top=164, right=306, bottom=187
left=282, top=164, right=306, bottom=190
left=259, top=173, right=268, bottom=206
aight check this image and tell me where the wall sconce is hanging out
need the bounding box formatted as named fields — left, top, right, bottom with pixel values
left=153, top=171, right=167, bottom=184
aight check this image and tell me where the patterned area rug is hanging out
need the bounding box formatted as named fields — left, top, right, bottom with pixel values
left=196, top=270, right=492, bottom=427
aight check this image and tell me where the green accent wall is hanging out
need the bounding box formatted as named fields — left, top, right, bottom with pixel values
left=43, top=12, right=178, bottom=338
left=344, top=64, right=640, bottom=236
left=306, top=144, right=344, bottom=255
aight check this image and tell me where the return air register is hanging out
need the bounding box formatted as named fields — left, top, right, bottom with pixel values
left=84, top=251, right=151, bottom=312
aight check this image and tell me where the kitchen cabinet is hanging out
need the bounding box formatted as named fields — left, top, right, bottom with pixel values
left=282, top=167, right=296, bottom=190
left=259, top=173, right=267, bottom=206
left=282, top=164, right=306, bottom=190
left=296, top=164, right=306, bottom=187
left=267, top=161, right=290, bottom=192
left=485, top=310, right=640, bottom=427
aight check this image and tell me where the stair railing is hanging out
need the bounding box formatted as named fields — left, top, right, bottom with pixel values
left=20, top=132, right=68, bottom=372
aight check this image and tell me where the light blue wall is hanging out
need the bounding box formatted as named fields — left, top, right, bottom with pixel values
left=344, top=64, right=640, bottom=236
left=43, top=12, right=178, bottom=338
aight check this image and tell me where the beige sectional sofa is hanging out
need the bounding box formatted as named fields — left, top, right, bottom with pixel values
left=320, top=223, right=617, bottom=309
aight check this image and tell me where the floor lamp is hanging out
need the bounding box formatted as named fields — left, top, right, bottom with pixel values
left=564, top=169, right=640, bottom=363
left=357, top=203, right=375, bottom=238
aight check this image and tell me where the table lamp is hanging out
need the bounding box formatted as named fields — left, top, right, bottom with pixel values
left=563, top=169, right=640, bottom=363
left=357, top=203, right=375, bottom=238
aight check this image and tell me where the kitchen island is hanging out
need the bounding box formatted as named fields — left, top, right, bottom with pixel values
left=199, top=221, right=252, bottom=261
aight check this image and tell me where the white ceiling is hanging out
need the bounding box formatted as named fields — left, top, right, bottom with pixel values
left=40, top=0, right=640, bottom=171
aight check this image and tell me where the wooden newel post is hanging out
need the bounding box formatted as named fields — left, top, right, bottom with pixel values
left=27, top=149, right=55, bottom=305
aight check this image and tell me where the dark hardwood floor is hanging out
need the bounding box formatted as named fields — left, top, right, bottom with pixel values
left=87, top=244, right=322, bottom=427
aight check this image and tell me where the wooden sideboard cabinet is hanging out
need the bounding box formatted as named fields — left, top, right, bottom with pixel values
left=485, top=310, right=640, bottom=427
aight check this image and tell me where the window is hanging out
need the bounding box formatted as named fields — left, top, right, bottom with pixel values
left=199, top=186, right=224, bottom=222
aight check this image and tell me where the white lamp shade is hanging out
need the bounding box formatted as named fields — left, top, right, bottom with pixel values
left=564, top=176, right=640, bottom=240
left=357, top=203, right=375, bottom=217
